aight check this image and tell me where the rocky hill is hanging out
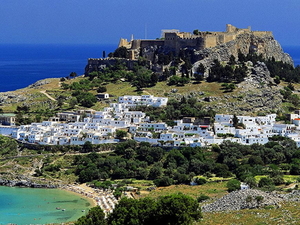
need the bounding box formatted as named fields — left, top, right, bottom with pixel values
left=0, top=65, right=295, bottom=116
left=0, top=29, right=298, bottom=117
left=192, top=32, right=293, bottom=70
left=162, top=32, right=295, bottom=115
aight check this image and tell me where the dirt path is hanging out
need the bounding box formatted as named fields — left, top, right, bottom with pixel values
left=40, top=90, right=56, bottom=101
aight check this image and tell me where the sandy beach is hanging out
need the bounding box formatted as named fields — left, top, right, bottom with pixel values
left=61, top=183, right=97, bottom=207
left=62, top=183, right=118, bottom=214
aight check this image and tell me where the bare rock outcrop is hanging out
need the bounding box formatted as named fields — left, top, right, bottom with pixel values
left=202, top=61, right=283, bottom=115
left=202, top=189, right=300, bottom=213
left=202, top=189, right=283, bottom=212
left=193, top=32, right=293, bottom=72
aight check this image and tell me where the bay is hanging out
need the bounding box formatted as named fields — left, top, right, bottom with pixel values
left=0, top=186, right=93, bottom=225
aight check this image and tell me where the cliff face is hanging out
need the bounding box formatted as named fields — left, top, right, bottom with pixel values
left=193, top=33, right=294, bottom=70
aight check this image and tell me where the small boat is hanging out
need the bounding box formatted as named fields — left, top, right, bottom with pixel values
left=62, top=209, right=65, bottom=211
left=56, top=207, right=61, bottom=210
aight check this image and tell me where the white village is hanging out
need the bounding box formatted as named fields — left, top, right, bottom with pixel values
left=2, top=94, right=300, bottom=148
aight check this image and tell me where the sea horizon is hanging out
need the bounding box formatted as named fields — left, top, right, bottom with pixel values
left=0, top=44, right=299, bottom=93
left=0, top=43, right=116, bottom=92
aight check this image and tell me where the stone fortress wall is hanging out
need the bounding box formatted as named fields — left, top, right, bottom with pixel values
left=119, top=24, right=273, bottom=56
left=85, top=24, right=274, bottom=75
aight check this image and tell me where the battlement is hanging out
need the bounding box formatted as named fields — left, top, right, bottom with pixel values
left=118, top=24, right=273, bottom=57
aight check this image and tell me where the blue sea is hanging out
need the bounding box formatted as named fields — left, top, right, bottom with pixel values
left=282, top=46, right=300, bottom=67
left=0, top=44, right=299, bottom=93
left=0, top=44, right=116, bottom=92
left=0, top=186, right=93, bottom=224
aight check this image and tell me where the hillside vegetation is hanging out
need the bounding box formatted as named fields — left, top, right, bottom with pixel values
left=1, top=34, right=300, bottom=224
left=1, top=45, right=300, bottom=124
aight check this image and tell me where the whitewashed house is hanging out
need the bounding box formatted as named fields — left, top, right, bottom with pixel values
left=138, top=122, right=168, bottom=132
left=214, top=123, right=236, bottom=135
left=255, top=114, right=276, bottom=125
left=272, top=124, right=294, bottom=136
left=215, top=114, right=233, bottom=126
left=118, top=95, right=168, bottom=107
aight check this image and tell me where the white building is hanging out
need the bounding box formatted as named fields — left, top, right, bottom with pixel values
left=118, top=95, right=168, bottom=107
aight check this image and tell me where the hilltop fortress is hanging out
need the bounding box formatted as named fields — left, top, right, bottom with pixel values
left=119, top=24, right=272, bottom=58
left=85, top=24, right=292, bottom=75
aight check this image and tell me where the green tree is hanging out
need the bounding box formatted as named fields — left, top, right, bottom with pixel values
left=255, top=196, right=264, bottom=206
left=274, top=75, right=280, bottom=84
left=290, top=163, right=300, bottom=175
left=197, top=194, right=210, bottom=202
left=75, top=206, right=106, bottom=225
left=116, top=130, right=128, bottom=139
left=248, top=155, right=264, bottom=166
left=288, top=82, right=295, bottom=91
left=154, top=176, right=174, bottom=187
left=232, top=114, right=239, bottom=128
left=82, top=141, right=93, bottom=153
left=193, top=29, right=200, bottom=35
left=69, top=72, right=77, bottom=79
left=228, top=83, right=236, bottom=91
left=112, top=47, right=128, bottom=58
left=226, top=179, right=241, bottom=192
left=272, top=175, right=285, bottom=185
left=0, top=135, right=18, bottom=156
left=238, top=50, right=246, bottom=62
left=258, top=177, right=275, bottom=190
left=107, top=197, right=157, bottom=225
left=194, top=177, right=207, bottom=185
left=132, top=67, right=153, bottom=90
left=228, top=55, right=236, bottom=65
left=69, top=97, right=78, bottom=108
left=194, top=64, right=205, bottom=82
left=107, top=194, right=201, bottom=225
left=74, top=91, right=97, bottom=108
left=148, top=165, right=162, bottom=180
left=156, top=193, right=202, bottom=225
left=168, top=75, right=181, bottom=85
left=57, top=95, right=65, bottom=108
left=222, top=83, right=235, bottom=92
left=151, top=73, right=159, bottom=85
left=97, top=86, right=107, bottom=93
left=244, top=176, right=257, bottom=188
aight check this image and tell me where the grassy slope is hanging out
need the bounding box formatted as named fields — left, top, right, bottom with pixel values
left=200, top=201, right=300, bottom=225
left=3, top=75, right=300, bottom=115
left=0, top=77, right=228, bottom=112
left=136, top=180, right=300, bottom=225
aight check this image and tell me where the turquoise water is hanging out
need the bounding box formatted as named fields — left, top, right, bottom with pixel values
left=0, top=186, right=92, bottom=225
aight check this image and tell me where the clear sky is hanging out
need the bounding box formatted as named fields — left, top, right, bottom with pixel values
left=0, top=0, right=299, bottom=46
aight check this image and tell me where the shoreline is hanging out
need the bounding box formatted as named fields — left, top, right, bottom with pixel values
left=0, top=185, right=96, bottom=224
left=61, top=183, right=119, bottom=214
left=61, top=184, right=97, bottom=208
left=0, top=181, right=118, bottom=216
